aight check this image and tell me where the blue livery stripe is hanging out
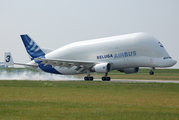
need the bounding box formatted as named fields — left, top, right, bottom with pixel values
left=20, top=35, right=45, bottom=59
left=38, top=64, right=61, bottom=74
left=21, top=34, right=61, bottom=74
left=35, top=56, right=61, bottom=74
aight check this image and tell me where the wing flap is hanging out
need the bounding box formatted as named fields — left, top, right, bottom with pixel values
left=34, top=58, right=95, bottom=71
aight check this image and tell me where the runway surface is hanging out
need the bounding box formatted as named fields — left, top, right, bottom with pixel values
left=1, top=78, right=179, bottom=83
left=94, top=79, right=179, bottom=83
left=50, top=79, right=179, bottom=83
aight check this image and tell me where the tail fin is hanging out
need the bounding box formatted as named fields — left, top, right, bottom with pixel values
left=20, top=34, right=45, bottom=60
left=4, top=52, right=14, bottom=66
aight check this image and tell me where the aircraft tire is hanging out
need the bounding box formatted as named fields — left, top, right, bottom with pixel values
left=89, top=77, right=94, bottom=81
left=84, top=76, right=93, bottom=81
left=102, top=77, right=111, bottom=81
left=149, top=71, right=154, bottom=75
left=102, top=77, right=106, bottom=81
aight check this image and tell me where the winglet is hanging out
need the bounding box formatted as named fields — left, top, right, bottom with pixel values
left=20, top=34, right=45, bottom=60
left=4, top=52, right=14, bottom=66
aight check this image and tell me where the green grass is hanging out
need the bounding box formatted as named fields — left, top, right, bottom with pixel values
left=0, top=81, right=179, bottom=119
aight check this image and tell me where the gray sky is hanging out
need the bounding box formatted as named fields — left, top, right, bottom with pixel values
left=0, top=0, right=179, bottom=68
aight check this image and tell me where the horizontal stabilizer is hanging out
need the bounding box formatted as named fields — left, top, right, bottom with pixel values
left=4, top=52, right=38, bottom=68
left=14, top=63, right=38, bottom=67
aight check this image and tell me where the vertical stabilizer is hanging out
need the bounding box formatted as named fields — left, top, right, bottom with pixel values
left=4, top=52, right=14, bottom=66
left=20, top=34, right=45, bottom=60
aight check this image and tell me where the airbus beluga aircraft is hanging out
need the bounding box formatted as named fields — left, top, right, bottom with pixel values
left=5, top=32, right=177, bottom=81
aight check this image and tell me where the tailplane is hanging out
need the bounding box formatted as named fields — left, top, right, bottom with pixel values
left=4, top=52, right=38, bottom=68
left=4, top=52, right=14, bottom=66
left=20, top=34, right=45, bottom=60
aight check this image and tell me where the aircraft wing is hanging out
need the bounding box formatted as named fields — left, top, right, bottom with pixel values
left=34, top=58, right=95, bottom=73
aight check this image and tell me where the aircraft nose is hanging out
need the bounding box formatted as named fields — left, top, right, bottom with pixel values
left=154, top=58, right=177, bottom=67
left=171, top=59, right=177, bottom=66
left=166, top=59, right=177, bottom=67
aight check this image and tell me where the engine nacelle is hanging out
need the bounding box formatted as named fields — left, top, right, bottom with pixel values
left=92, top=63, right=112, bottom=73
left=118, top=67, right=139, bottom=74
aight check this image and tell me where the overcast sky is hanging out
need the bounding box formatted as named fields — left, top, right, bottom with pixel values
left=0, top=0, right=179, bottom=68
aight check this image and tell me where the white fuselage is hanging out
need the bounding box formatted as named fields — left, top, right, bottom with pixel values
left=30, top=32, right=176, bottom=75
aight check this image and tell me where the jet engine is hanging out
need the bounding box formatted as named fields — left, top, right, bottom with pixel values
left=92, top=63, right=112, bottom=73
left=118, top=67, right=139, bottom=74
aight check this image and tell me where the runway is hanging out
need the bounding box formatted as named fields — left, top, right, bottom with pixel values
left=96, top=79, right=179, bottom=83
left=53, top=79, right=179, bottom=83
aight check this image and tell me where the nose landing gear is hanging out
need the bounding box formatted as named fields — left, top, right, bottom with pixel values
left=149, top=67, right=155, bottom=75
left=149, top=71, right=154, bottom=75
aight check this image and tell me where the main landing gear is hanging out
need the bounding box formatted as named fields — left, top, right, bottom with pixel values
left=149, top=67, right=155, bottom=75
left=84, top=76, right=94, bottom=81
left=84, top=71, right=111, bottom=81
left=84, top=70, right=94, bottom=81
left=101, top=73, right=111, bottom=81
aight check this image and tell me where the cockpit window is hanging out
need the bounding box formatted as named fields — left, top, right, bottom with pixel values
left=158, top=41, right=164, bottom=48
left=163, top=57, right=172, bottom=59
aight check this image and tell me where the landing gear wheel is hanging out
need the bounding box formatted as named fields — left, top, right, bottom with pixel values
left=102, top=77, right=111, bottom=81
left=149, top=71, right=154, bottom=75
left=84, top=76, right=93, bottom=81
